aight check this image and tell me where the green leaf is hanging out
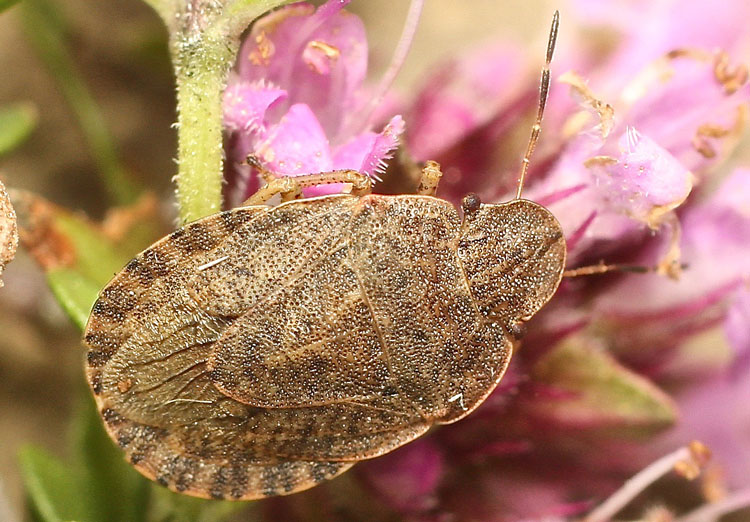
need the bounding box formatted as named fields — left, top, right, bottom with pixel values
left=0, top=102, right=37, bottom=156
left=52, top=213, right=131, bottom=286
left=137, top=0, right=174, bottom=25
left=14, top=191, right=162, bottom=329
left=46, top=269, right=100, bottom=330
left=70, top=392, right=150, bottom=522
left=530, top=337, right=678, bottom=433
left=149, top=486, right=250, bottom=522
left=19, top=446, right=88, bottom=522
left=218, top=0, right=294, bottom=41
left=20, top=393, right=151, bottom=522
left=0, top=0, right=20, bottom=13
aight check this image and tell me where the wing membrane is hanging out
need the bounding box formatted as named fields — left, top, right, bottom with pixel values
left=86, top=195, right=429, bottom=463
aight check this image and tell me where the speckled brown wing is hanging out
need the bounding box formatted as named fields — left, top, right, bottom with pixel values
left=87, top=196, right=361, bottom=428
left=187, top=194, right=362, bottom=318
left=203, top=196, right=475, bottom=416
left=205, top=198, right=437, bottom=460
left=344, top=196, right=513, bottom=424
left=208, top=195, right=511, bottom=439
left=100, top=413, right=353, bottom=500
left=83, top=198, right=371, bottom=499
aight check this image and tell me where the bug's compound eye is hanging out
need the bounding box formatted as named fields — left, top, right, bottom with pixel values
left=509, top=322, right=527, bottom=340
left=461, top=193, right=482, bottom=215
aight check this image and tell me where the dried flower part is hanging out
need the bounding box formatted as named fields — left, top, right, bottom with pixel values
left=11, top=190, right=160, bottom=278
left=99, top=194, right=159, bottom=243
left=0, top=179, right=18, bottom=287
left=11, top=190, right=76, bottom=270
left=559, top=70, right=615, bottom=139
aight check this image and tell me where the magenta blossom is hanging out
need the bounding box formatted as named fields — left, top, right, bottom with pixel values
left=344, top=1, right=750, bottom=520
left=218, top=1, right=750, bottom=520
left=223, top=0, right=404, bottom=206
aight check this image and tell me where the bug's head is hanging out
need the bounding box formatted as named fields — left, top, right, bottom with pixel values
left=457, top=195, right=567, bottom=323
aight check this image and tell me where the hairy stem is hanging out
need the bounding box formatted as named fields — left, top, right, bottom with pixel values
left=172, top=0, right=291, bottom=223
left=173, top=36, right=232, bottom=223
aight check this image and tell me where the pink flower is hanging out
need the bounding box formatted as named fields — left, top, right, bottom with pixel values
left=358, top=439, right=444, bottom=515
left=375, top=0, right=750, bottom=519
left=220, top=1, right=750, bottom=520
left=222, top=0, right=404, bottom=205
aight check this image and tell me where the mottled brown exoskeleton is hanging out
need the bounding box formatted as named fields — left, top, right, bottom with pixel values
left=84, top=14, right=566, bottom=500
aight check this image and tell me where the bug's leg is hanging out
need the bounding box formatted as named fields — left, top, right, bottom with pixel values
left=245, top=154, right=276, bottom=184
left=416, top=161, right=443, bottom=196
left=245, top=155, right=302, bottom=202
left=242, top=177, right=300, bottom=205
left=563, top=261, right=686, bottom=279
left=565, top=215, right=684, bottom=279
left=243, top=170, right=373, bottom=206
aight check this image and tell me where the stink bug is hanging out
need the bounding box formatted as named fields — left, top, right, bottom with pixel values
left=84, top=13, right=566, bottom=500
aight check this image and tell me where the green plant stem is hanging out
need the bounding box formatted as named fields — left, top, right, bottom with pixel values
left=173, top=38, right=231, bottom=223
left=172, top=0, right=292, bottom=223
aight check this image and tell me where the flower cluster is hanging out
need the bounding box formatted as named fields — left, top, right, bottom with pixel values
left=222, top=0, right=404, bottom=206
left=223, top=1, right=750, bottom=520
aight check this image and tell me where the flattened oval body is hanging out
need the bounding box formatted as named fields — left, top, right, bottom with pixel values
left=83, top=192, right=565, bottom=500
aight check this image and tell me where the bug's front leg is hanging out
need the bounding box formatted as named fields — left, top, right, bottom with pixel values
left=416, top=161, right=443, bottom=196
left=243, top=170, right=373, bottom=206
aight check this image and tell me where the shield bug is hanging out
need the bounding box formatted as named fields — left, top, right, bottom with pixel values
left=84, top=13, right=565, bottom=500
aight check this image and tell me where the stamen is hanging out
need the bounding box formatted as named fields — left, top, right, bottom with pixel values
left=584, top=441, right=710, bottom=522
left=353, top=0, right=425, bottom=134
left=677, top=487, right=750, bottom=522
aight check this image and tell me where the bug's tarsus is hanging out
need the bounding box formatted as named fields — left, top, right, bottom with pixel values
left=515, top=10, right=559, bottom=200
left=245, top=154, right=277, bottom=183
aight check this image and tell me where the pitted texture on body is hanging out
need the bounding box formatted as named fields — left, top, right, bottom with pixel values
left=84, top=193, right=565, bottom=499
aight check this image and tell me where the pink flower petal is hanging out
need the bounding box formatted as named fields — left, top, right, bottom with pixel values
left=222, top=78, right=287, bottom=133
left=359, top=438, right=443, bottom=514
left=624, top=57, right=750, bottom=176
left=591, top=127, right=692, bottom=228
left=333, top=115, right=404, bottom=177
left=236, top=0, right=366, bottom=140
left=594, top=167, right=750, bottom=315
left=725, top=285, right=750, bottom=364
left=574, top=0, right=750, bottom=86
left=255, top=103, right=332, bottom=176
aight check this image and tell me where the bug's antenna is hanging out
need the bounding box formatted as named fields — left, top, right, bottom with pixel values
left=516, top=10, right=559, bottom=200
